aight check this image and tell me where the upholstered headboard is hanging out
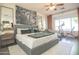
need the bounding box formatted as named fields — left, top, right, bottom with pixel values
left=17, top=28, right=32, bottom=34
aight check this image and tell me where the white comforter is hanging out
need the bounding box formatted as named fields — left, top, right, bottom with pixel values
left=16, top=33, right=58, bottom=49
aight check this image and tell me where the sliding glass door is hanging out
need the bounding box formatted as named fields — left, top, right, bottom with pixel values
left=71, top=17, right=78, bottom=32
left=55, top=17, right=78, bottom=33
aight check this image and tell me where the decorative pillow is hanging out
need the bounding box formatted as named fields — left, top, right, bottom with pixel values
left=21, top=30, right=31, bottom=34
left=34, top=29, right=39, bottom=32
left=16, top=28, right=39, bottom=34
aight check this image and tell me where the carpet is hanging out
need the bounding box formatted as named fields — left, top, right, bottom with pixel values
left=42, top=41, right=73, bottom=55
left=8, top=45, right=26, bottom=55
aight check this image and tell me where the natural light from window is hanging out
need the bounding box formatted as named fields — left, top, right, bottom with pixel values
left=55, top=17, right=78, bottom=32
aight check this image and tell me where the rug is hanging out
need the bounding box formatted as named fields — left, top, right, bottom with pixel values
left=42, top=41, right=73, bottom=55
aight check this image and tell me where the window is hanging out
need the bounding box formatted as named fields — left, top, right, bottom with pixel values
left=71, top=17, right=78, bottom=31
left=55, top=19, right=60, bottom=31
left=55, top=17, right=78, bottom=32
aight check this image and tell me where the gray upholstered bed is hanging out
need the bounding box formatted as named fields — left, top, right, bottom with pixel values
left=16, top=28, right=59, bottom=55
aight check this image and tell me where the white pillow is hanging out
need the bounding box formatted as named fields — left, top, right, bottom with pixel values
left=17, top=28, right=21, bottom=34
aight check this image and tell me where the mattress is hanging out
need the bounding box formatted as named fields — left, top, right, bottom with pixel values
left=16, top=33, right=58, bottom=49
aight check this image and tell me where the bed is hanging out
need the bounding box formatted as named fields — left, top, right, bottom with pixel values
left=16, top=28, right=59, bottom=55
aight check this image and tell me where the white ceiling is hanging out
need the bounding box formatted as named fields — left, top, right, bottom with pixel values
left=16, top=3, right=79, bottom=15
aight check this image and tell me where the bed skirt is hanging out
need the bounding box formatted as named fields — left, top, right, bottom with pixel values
left=16, top=39, right=59, bottom=55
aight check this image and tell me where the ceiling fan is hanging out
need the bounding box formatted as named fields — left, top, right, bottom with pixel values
left=44, top=3, right=64, bottom=11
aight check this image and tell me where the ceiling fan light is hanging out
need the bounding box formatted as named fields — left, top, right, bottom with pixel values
left=49, top=6, right=55, bottom=10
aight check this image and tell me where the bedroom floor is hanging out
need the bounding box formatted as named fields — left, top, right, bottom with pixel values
left=0, top=37, right=79, bottom=55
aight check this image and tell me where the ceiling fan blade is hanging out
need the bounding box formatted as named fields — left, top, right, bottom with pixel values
left=56, top=4, right=64, bottom=6
left=46, top=8, right=49, bottom=11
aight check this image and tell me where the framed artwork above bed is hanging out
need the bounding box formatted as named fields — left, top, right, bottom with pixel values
left=16, top=6, right=37, bottom=29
